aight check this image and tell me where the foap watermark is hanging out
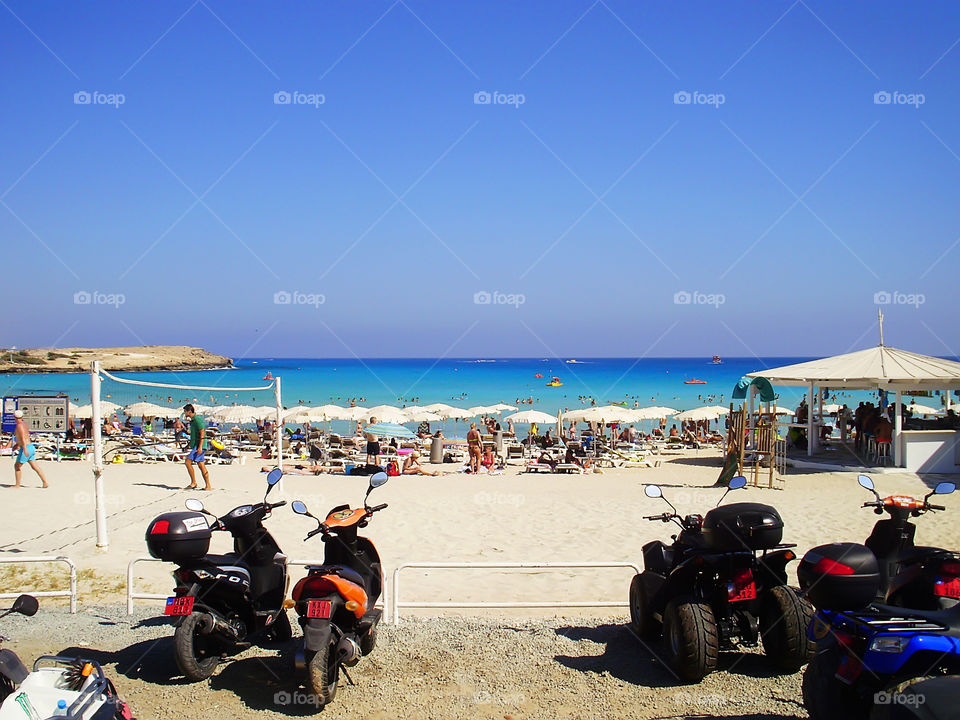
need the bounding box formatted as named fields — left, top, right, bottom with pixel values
left=474, top=690, right=528, bottom=705
left=273, top=290, right=325, bottom=308
left=473, top=491, right=525, bottom=508
left=273, top=691, right=319, bottom=708
left=74, top=290, right=126, bottom=308
left=674, top=90, right=725, bottom=108
left=873, top=290, right=925, bottom=308
left=274, top=90, right=325, bottom=108
left=873, top=90, right=925, bottom=108
left=673, top=290, right=725, bottom=308
left=74, top=90, right=125, bottom=108
left=874, top=691, right=925, bottom=708
left=473, top=290, right=525, bottom=308
left=474, top=90, right=525, bottom=108
left=74, top=491, right=125, bottom=507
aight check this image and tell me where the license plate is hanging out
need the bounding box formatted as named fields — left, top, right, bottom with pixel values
left=306, top=600, right=331, bottom=619
left=934, top=576, right=960, bottom=598
left=728, top=569, right=757, bottom=602
left=164, top=596, right=195, bottom=616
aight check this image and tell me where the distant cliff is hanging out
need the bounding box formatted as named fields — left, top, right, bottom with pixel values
left=0, top=346, right=233, bottom=374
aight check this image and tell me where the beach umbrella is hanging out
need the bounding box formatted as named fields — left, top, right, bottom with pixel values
left=363, top=422, right=416, bottom=439
left=769, top=405, right=795, bottom=415
left=432, top=406, right=472, bottom=420
left=340, top=407, right=371, bottom=422
left=466, top=405, right=498, bottom=416
left=633, top=406, right=678, bottom=420
left=423, top=403, right=458, bottom=414
left=504, top=410, right=557, bottom=425
left=364, top=405, right=409, bottom=424
left=71, top=401, right=121, bottom=418
left=907, top=402, right=940, bottom=415
left=208, top=405, right=261, bottom=423
left=123, top=401, right=175, bottom=417
left=674, top=406, right=727, bottom=421
left=489, top=403, right=518, bottom=412
left=284, top=404, right=344, bottom=422
left=821, top=403, right=841, bottom=414
left=402, top=409, right=442, bottom=423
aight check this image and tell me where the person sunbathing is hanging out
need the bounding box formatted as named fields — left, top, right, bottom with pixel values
left=403, top=451, right=438, bottom=476
left=534, top=452, right=558, bottom=471
left=481, top=447, right=496, bottom=472
left=564, top=447, right=592, bottom=469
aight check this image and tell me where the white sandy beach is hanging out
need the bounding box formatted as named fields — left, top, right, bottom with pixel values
left=2, top=451, right=957, bottom=611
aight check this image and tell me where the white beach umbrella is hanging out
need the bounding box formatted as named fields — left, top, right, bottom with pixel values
left=674, top=406, right=727, bottom=421
left=907, top=402, right=940, bottom=416
left=284, top=404, right=345, bottom=422
left=71, top=401, right=121, bottom=418
left=402, top=409, right=443, bottom=423
left=208, top=405, right=261, bottom=423
left=821, top=403, right=841, bottom=414
left=769, top=405, right=795, bottom=415
left=489, top=403, right=518, bottom=412
left=423, top=403, right=458, bottom=414
left=340, top=406, right=371, bottom=422
left=504, top=410, right=557, bottom=425
left=466, top=405, right=498, bottom=416
left=123, top=401, right=172, bottom=417
left=433, top=406, right=472, bottom=420
left=633, top=406, right=678, bottom=420
left=364, top=405, right=409, bottom=424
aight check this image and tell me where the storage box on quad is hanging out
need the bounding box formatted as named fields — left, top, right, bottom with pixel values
left=146, top=512, right=211, bottom=561
left=701, top=502, right=784, bottom=551
left=798, top=541, right=880, bottom=610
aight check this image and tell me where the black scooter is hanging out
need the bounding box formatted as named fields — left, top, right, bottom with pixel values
left=629, top=475, right=813, bottom=682
left=146, top=468, right=290, bottom=681
left=856, top=474, right=959, bottom=609
left=288, top=471, right=389, bottom=708
left=0, top=595, right=38, bottom=705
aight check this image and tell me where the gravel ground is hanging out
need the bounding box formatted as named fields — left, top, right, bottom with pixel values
left=1, top=605, right=808, bottom=719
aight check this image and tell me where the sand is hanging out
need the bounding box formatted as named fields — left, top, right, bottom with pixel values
left=1, top=450, right=957, bottom=611
left=0, top=346, right=231, bottom=374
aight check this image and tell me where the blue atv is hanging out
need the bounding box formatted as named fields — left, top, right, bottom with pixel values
left=799, top=479, right=960, bottom=720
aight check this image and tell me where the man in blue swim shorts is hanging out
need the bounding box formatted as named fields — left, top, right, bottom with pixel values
left=183, top=404, right=211, bottom=491
left=3, top=409, right=49, bottom=488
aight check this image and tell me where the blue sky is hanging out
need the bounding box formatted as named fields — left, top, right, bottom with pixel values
left=2, top=1, right=958, bottom=360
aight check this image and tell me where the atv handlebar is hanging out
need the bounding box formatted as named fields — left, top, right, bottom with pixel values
left=929, top=503, right=946, bottom=511
left=644, top=512, right=675, bottom=522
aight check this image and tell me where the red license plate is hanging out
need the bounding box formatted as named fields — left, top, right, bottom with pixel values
left=164, top=596, right=195, bottom=616
left=728, top=570, right=757, bottom=602
left=306, top=600, right=332, bottom=619
left=934, top=576, right=960, bottom=598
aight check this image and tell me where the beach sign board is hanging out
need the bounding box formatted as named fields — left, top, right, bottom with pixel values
left=2, top=395, right=69, bottom=434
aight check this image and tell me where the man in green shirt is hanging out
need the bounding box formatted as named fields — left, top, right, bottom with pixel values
left=183, top=404, right=211, bottom=490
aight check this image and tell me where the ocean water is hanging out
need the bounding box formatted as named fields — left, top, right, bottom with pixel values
left=0, top=356, right=868, bottom=434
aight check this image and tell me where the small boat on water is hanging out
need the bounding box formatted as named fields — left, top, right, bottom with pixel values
left=712, top=355, right=722, bottom=364
left=263, top=372, right=274, bottom=380
left=684, top=378, right=707, bottom=385
left=534, top=373, right=544, bottom=378
left=546, top=376, right=563, bottom=387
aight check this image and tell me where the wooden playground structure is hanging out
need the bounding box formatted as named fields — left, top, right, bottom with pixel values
left=725, top=403, right=786, bottom=488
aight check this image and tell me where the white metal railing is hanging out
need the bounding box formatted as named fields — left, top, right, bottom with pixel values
left=126, top=557, right=389, bottom=622
left=0, top=556, right=77, bottom=614
left=390, top=561, right=642, bottom=623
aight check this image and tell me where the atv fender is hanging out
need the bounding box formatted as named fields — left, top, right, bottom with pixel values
left=756, top=549, right=794, bottom=587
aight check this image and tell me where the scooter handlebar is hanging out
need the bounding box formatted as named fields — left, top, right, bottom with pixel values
left=267, top=501, right=287, bottom=510
left=368, top=503, right=388, bottom=513
left=928, top=503, right=946, bottom=511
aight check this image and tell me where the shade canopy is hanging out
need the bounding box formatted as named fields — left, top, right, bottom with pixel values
left=748, top=345, right=960, bottom=390
left=674, top=406, right=728, bottom=421
left=504, top=410, right=557, bottom=424
left=489, top=403, right=518, bottom=412
left=363, top=422, right=416, bottom=439
left=123, top=402, right=182, bottom=418
left=208, top=405, right=262, bottom=423
left=71, top=401, right=121, bottom=418
left=284, top=404, right=345, bottom=422
left=565, top=406, right=637, bottom=423
left=633, top=406, right=678, bottom=420
left=402, top=410, right=443, bottom=423
left=364, top=405, right=409, bottom=424
left=907, top=402, right=941, bottom=416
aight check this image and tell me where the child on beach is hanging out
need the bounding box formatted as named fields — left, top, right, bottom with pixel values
left=3, top=410, right=49, bottom=488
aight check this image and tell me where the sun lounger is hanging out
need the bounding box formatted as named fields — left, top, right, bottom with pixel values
left=524, top=462, right=554, bottom=473
left=554, top=463, right=584, bottom=474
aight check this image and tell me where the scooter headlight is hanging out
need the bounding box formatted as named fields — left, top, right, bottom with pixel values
left=868, top=636, right=907, bottom=653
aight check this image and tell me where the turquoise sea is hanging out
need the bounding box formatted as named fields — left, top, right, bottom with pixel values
left=2, top=356, right=930, bottom=434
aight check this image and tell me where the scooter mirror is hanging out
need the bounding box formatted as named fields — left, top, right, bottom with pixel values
left=12, top=594, right=38, bottom=617
left=934, top=482, right=956, bottom=496
left=858, top=474, right=875, bottom=491
left=644, top=485, right=663, bottom=499
left=266, top=468, right=283, bottom=486
left=369, top=472, right=389, bottom=489
left=291, top=500, right=309, bottom=515
left=185, top=498, right=204, bottom=513
left=728, top=475, right=747, bottom=490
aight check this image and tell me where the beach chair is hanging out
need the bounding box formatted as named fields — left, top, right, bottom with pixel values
left=554, top=463, right=584, bottom=474
left=524, top=461, right=554, bottom=473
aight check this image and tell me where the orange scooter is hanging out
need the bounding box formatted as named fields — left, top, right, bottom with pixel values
left=289, top=472, right=388, bottom=708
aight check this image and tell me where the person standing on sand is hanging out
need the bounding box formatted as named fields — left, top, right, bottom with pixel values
left=183, top=404, right=211, bottom=490
left=365, top=417, right=381, bottom=466
left=467, top=422, right=482, bottom=473
left=3, top=410, right=48, bottom=488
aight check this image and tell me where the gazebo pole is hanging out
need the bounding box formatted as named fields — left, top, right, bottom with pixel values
left=748, top=384, right=756, bottom=451
left=894, top=389, right=903, bottom=467
left=807, top=381, right=815, bottom=456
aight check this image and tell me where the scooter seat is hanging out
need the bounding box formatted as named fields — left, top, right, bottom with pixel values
left=187, top=554, right=250, bottom=573
left=314, top=565, right=366, bottom=588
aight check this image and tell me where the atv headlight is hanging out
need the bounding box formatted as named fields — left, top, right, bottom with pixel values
left=868, top=636, right=907, bottom=653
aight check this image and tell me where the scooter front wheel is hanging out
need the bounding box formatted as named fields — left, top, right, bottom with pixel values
left=174, top=613, right=221, bottom=682
left=307, top=635, right=339, bottom=707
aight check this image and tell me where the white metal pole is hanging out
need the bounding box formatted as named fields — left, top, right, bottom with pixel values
left=748, top=384, right=756, bottom=450
left=90, top=362, right=108, bottom=550
left=807, top=382, right=815, bottom=456
left=274, top=376, right=283, bottom=472
left=894, top=389, right=903, bottom=467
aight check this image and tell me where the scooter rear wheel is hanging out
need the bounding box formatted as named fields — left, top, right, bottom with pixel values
left=307, top=635, right=339, bottom=707
left=174, top=613, right=221, bottom=682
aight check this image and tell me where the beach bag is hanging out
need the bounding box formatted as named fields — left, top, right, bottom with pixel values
left=386, top=461, right=400, bottom=476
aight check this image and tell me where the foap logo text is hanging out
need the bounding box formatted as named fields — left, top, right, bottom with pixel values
left=873, top=290, right=925, bottom=308
left=674, top=90, right=725, bottom=108
left=473, top=290, right=526, bottom=308
left=74, top=90, right=126, bottom=108
left=474, top=90, right=526, bottom=108
left=74, top=290, right=125, bottom=308
left=874, top=90, right=925, bottom=108
left=273, top=290, right=325, bottom=308
left=274, top=90, right=325, bottom=108
left=673, top=290, right=725, bottom=308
